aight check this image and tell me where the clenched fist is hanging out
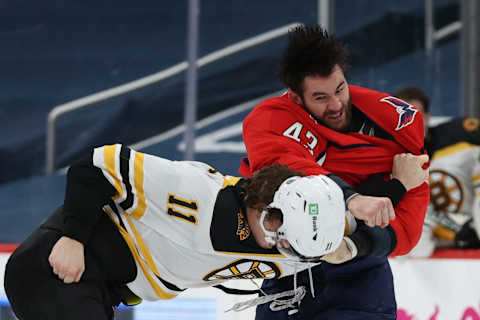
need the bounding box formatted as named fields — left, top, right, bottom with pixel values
left=348, top=195, right=395, bottom=228
left=48, top=236, right=85, bottom=284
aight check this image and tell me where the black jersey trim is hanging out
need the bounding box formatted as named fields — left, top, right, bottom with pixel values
left=315, top=150, right=326, bottom=162
left=107, top=201, right=128, bottom=231
left=155, top=276, right=186, bottom=292
left=119, top=146, right=134, bottom=211
left=328, top=141, right=379, bottom=150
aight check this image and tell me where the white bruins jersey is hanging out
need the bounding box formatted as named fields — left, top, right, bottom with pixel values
left=409, top=119, right=480, bottom=257
left=92, top=144, right=354, bottom=301
left=428, top=118, right=480, bottom=217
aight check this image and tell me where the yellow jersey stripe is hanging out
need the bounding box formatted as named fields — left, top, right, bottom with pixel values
left=472, top=174, right=480, bottom=184
left=103, top=208, right=177, bottom=300
left=222, top=176, right=242, bottom=189
left=104, top=145, right=123, bottom=200
left=433, top=225, right=456, bottom=241
left=131, top=152, right=147, bottom=219
left=230, top=266, right=240, bottom=275
left=124, top=214, right=162, bottom=278
left=432, top=142, right=477, bottom=160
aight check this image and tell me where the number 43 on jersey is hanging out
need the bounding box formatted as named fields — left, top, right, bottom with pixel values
left=283, top=121, right=318, bottom=155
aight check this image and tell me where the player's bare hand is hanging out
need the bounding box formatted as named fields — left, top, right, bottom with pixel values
left=348, top=195, right=395, bottom=228
left=48, top=236, right=85, bottom=284
left=392, top=153, right=429, bottom=191
left=321, top=239, right=352, bottom=264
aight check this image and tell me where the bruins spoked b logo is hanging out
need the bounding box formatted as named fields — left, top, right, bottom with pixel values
left=203, top=259, right=281, bottom=282
left=429, top=169, right=464, bottom=213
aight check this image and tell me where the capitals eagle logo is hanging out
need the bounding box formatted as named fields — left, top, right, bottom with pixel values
left=380, top=96, right=418, bottom=131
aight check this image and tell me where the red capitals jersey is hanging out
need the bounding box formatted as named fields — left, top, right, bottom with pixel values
left=239, top=85, right=430, bottom=256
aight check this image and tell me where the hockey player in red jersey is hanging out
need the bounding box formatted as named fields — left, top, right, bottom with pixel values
left=240, top=25, right=430, bottom=319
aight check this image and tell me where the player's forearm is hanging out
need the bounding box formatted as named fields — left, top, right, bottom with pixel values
left=389, top=183, right=430, bottom=256
left=354, top=174, right=407, bottom=206
left=351, top=174, right=428, bottom=257
left=63, top=151, right=117, bottom=245
left=341, top=174, right=407, bottom=258
left=348, top=224, right=397, bottom=258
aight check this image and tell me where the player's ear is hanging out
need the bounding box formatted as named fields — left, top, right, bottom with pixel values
left=288, top=90, right=302, bottom=105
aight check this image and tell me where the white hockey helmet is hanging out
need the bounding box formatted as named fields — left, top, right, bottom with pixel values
left=260, top=175, right=346, bottom=261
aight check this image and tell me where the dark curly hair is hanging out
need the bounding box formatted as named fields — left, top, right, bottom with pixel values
left=242, top=164, right=304, bottom=208
left=394, top=87, right=430, bottom=113
left=278, top=25, right=348, bottom=95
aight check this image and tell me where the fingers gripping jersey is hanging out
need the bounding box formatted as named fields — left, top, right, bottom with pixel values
left=92, top=144, right=327, bottom=301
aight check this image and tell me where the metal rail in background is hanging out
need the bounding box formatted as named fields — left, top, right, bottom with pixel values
left=426, top=0, right=478, bottom=117
left=184, top=0, right=200, bottom=161
left=45, top=22, right=301, bottom=174
left=424, top=0, right=461, bottom=52
left=460, top=0, right=480, bottom=117
left=318, top=0, right=334, bottom=33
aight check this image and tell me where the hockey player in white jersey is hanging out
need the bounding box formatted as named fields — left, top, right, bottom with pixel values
left=395, top=87, right=480, bottom=257
left=4, top=144, right=354, bottom=319
left=87, top=144, right=353, bottom=299
left=4, top=144, right=426, bottom=319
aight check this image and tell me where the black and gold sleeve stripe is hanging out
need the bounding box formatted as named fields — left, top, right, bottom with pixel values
left=118, top=146, right=134, bottom=211
left=97, top=144, right=147, bottom=219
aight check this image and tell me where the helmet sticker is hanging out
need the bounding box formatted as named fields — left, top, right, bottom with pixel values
left=308, top=203, right=319, bottom=215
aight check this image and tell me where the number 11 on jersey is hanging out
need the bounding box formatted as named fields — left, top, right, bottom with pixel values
left=167, top=194, right=199, bottom=225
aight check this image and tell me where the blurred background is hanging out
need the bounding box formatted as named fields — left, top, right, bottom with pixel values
left=1, top=0, right=478, bottom=319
